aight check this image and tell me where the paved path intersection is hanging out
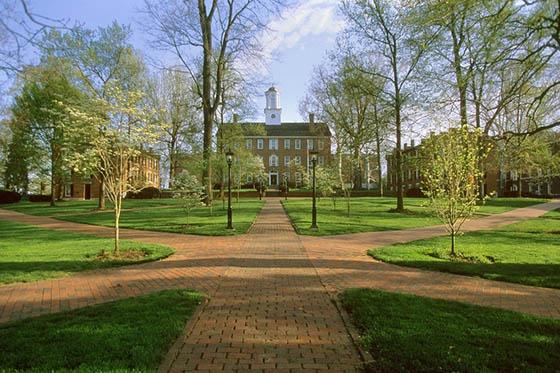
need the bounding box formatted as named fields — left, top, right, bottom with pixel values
left=1, top=199, right=560, bottom=372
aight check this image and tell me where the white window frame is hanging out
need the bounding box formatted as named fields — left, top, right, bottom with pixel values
left=257, top=138, right=264, bottom=150
left=318, top=156, right=324, bottom=166
left=295, top=155, right=301, bottom=165
left=269, top=138, right=278, bottom=150
left=245, top=139, right=252, bottom=149
left=269, top=154, right=278, bottom=167
left=295, top=139, right=301, bottom=150
left=318, top=139, right=324, bottom=150
left=284, top=138, right=290, bottom=149
left=307, top=139, right=314, bottom=150
left=284, top=155, right=290, bottom=166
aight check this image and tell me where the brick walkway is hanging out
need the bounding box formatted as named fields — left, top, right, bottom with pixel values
left=1, top=199, right=560, bottom=371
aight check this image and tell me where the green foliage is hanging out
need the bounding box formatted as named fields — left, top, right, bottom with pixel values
left=420, top=127, right=490, bottom=255
left=372, top=208, right=560, bottom=288
left=0, top=289, right=202, bottom=372
left=172, top=170, right=205, bottom=226
left=342, top=288, right=560, bottom=372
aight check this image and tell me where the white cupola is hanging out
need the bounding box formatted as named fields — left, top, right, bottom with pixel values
left=264, top=86, right=281, bottom=125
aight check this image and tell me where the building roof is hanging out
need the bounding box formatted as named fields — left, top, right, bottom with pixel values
left=239, top=122, right=331, bottom=137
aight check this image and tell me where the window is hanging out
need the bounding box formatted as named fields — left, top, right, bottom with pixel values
left=295, top=172, right=302, bottom=186
left=257, top=139, right=264, bottom=149
left=246, top=175, right=253, bottom=183
left=318, top=139, right=324, bottom=150
left=245, top=139, right=252, bottom=149
left=284, top=155, right=290, bottom=166
left=283, top=172, right=290, bottom=182
left=295, top=156, right=301, bottom=165
left=284, top=138, right=290, bottom=149
left=269, top=138, right=278, bottom=150
left=318, top=156, right=324, bottom=166
left=269, top=154, right=278, bottom=167
left=307, top=139, right=314, bottom=150
left=295, top=139, right=301, bottom=150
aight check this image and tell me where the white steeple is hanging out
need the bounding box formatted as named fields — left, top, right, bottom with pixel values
left=264, top=86, right=282, bottom=125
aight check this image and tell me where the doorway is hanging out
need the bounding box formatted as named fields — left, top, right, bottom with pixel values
left=85, top=184, right=91, bottom=200
left=269, top=173, right=278, bottom=187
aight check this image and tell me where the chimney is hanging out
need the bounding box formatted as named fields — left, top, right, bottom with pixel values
left=411, top=139, right=415, bottom=147
left=309, top=113, right=315, bottom=125
left=233, top=113, right=239, bottom=123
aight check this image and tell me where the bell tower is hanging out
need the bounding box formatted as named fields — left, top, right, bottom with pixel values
left=264, top=86, right=282, bottom=125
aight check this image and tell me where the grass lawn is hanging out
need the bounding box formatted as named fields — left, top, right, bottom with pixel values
left=3, top=198, right=264, bottom=235
left=0, top=220, right=174, bottom=285
left=371, top=209, right=560, bottom=288
left=0, top=289, right=202, bottom=372
left=282, top=197, right=547, bottom=236
left=341, top=288, right=560, bottom=372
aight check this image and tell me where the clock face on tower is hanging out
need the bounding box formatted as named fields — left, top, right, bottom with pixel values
left=271, top=114, right=276, bottom=119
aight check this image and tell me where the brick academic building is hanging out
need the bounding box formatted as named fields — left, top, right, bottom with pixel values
left=232, top=86, right=332, bottom=188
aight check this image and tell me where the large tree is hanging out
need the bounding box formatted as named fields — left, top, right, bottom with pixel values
left=11, top=61, right=83, bottom=205
left=342, top=0, right=431, bottom=211
left=141, top=0, right=284, bottom=205
left=42, top=22, right=146, bottom=208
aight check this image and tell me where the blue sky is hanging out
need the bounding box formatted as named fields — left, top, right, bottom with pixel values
left=32, top=0, right=344, bottom=122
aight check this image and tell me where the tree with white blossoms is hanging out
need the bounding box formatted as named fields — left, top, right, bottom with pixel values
left=63, top=85, right=159, bottom=254
left=172, top=170, right=205, bottom=228
left=420, top=126, right=490, bottom=256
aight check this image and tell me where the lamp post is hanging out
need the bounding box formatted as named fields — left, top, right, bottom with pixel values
left=310, top=150, right=318, bottom=230
left=226, top=149, right=234, bottom=230
left=284, top=175, right=288, bottom=200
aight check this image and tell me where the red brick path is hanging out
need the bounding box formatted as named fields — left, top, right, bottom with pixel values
left=1, top=199, right=560, bottom=371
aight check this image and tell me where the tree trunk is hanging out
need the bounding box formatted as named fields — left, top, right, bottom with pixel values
left=375, top=127, right=383, bottom=197
left=395, top=94, right=404, bottom=212
left=50, top=148, right=55, bottom=207
left=450, top=230, right=456, bottom=256
left=114, top=203, right=120, bottom=254
left=98, top=176, right=105, bottom=209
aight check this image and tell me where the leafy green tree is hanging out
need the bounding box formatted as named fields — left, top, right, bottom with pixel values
left=11, top=61, right=83, bottom=205
left=42, top=22, right=147, bottom=209
left=172, top=170, right=205, bottom=227
left=420, top=127, right=489, bottom=256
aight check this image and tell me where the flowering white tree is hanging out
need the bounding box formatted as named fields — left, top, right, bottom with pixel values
left=63, top=85, right=159, bottom=253
left=420, top=127, right=490, bottom=256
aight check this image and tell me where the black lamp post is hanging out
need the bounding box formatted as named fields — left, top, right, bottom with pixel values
left=284, top=175, right=288, bottom=200
left=310, top=150, right=318, bottom=230
left=226, top=149, right=234, bottom=230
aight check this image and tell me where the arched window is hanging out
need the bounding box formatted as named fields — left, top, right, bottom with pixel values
left=269, top=155, right=278, bottom=167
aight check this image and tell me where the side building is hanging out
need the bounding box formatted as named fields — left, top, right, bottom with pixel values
left=386, top=133, right=560, bottom=197
left=66, top=151, right=161, bottom=200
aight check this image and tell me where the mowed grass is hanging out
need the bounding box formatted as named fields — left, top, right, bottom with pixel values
left=3, top=198, right=264, bottom=235
left=0, top=220, right=174, bottom=285
left=0, top=289, right=202, bottom=372
left=341, top=288, right=560, bottom=372
left=371, top=209, right=560, bottom=288
left=282, top=197, right=547, bottom=236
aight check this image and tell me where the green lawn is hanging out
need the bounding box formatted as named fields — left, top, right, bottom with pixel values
left=3, top=198, right=264, bottom=235
left=371, top=209, right=560, bottom=288
left=282, top=197, right=547, bottom=236
left=341, top=288, right=560, bottom=372
left=0, top=289, right=202, bottom=372
left=0, top=220, right=174, bottom=285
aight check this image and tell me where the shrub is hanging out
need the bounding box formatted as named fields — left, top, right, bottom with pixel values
left=28, top=194, right=52, bottom=202
left=126, top=187, right=161, bottom=199
left=0, top=190, right=22, bottom=204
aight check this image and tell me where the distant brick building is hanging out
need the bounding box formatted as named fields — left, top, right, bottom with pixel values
left=386, top=133, right=560, bottom=197
left=227, top=87, right=332, bottom=188
left=65, top=152, right=161, bottom=200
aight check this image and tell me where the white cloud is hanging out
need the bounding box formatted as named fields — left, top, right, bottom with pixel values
left=261, top=0, right=345, bottom=60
